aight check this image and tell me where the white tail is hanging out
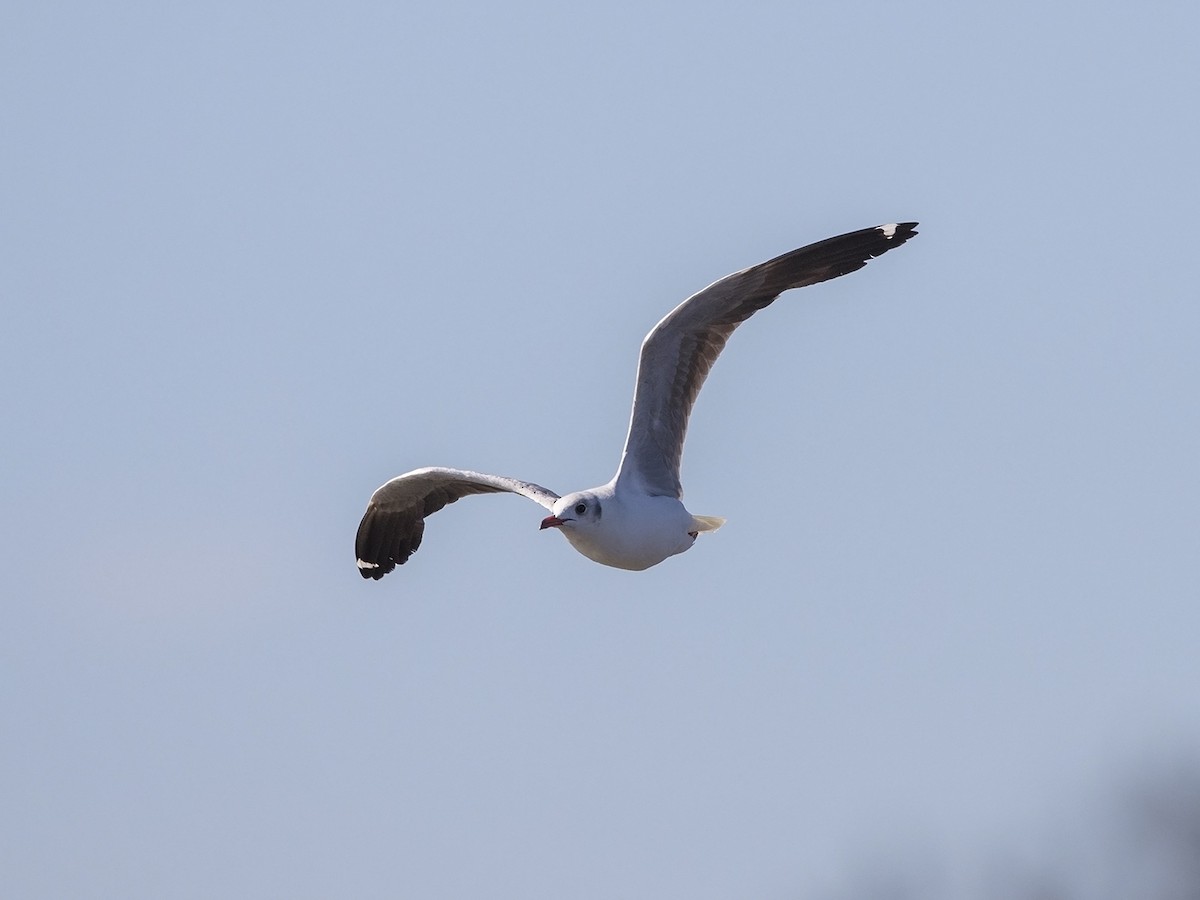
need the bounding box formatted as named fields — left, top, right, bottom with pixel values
left=690, top=515, right=726, bottom=533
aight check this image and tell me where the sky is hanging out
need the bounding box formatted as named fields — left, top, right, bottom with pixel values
left=3, top=2, right=1199, bottom=897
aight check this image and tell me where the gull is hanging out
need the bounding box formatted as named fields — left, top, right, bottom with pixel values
left=356, top=222, right=918, bottom=579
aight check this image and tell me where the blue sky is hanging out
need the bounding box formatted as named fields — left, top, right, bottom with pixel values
left=3, top=2, right=1199, bottom=897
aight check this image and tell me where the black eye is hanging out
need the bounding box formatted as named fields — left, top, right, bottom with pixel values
left=574, top=502, right=587, bottom=515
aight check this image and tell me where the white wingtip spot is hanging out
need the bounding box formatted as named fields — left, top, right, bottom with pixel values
left=880, top=223, right=898, bottom=239
left=356, top=559, right=380, bottom=570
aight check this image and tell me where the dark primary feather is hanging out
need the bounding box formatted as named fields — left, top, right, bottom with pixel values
left=355, top=468, right=559, bottom=579
left=617, top=223, right=918, bottom=497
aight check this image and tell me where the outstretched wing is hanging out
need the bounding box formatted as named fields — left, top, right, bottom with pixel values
left=615, top=222, right=919, bottom=498
left=355, top=467, right=560, bottom=579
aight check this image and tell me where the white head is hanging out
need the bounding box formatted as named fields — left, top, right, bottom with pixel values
left=538, top=484, right=699, bottom=571
left=539, top=491, right=603, bottom=535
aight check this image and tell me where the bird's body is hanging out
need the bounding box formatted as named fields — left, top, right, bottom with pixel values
left=540, top=482, right=719, bottom=571
left=355, top=222, right=918, bottom=580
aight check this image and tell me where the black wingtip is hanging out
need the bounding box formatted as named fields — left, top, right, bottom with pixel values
left=355, top=505, right=422, bottom=581
left=877, top=222, right=919, bottom=247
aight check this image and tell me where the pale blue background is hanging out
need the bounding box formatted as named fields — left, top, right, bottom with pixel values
left=3, top=2, right=1199, bottom=897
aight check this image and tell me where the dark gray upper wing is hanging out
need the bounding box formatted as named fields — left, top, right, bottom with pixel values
left=614, top=222, right=918, bottom=497
left=355, top=467, right=560, bottom=579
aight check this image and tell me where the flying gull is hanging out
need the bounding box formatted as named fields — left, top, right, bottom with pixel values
left=356, top=222, right=918, bottom=578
